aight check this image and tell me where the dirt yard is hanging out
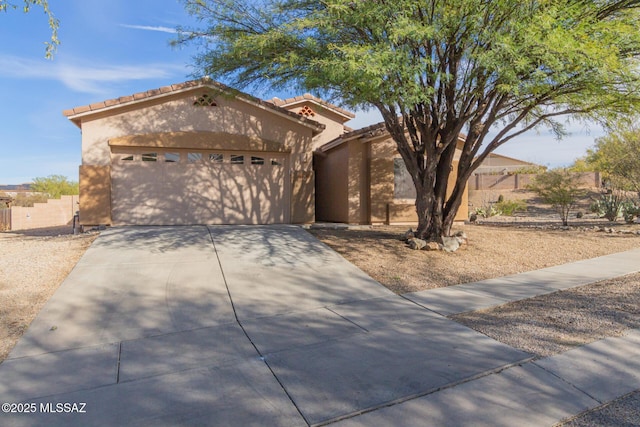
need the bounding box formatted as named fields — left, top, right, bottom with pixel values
left=309, top=222, right=640, bottom=294
left=0, top=226, right=97, bottom=361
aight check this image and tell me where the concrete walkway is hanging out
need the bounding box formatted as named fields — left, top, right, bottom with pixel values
left=0, top=226, right=638, bottom=426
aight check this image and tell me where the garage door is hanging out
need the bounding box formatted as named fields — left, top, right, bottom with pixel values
left=111, top=148, right=288, bottom=225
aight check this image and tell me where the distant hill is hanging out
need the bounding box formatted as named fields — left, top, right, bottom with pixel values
left=0, top=184, right=32, bottom=191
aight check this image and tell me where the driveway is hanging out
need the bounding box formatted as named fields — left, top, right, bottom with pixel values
left=0, top=225, right=562, bottom=426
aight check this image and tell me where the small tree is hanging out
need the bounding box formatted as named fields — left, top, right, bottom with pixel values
left=586, top=122, right=640, bottom=197
left=31, top=175, right=78, bottom=199
left=529, top=169, right=586, bottom=226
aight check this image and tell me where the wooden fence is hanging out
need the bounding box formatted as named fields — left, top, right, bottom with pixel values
left=0, top=208, right=10, bottom=231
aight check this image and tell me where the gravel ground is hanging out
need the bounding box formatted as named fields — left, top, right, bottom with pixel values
left=309, top=222, right=640, bottom=294
left=0, top=226, right=97, bottom=361
left=451, top=272, right=640, bottom=357
left=559, top=390, right=640, bottom=427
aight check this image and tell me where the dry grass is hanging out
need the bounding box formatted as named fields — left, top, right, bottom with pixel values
left=309, top=223, right=640, bottom=294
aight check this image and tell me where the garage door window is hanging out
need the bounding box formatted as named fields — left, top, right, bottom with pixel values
left=188, top=153, right=202, bottom=163
left=142, top=153, right=158, bottom=162
left=120, top=155, right=134, bottom=162
left=231, top=155, right=244, bottom=164
left=165, top=152, right=180, bottom=163
left=209, top=153, right=224, bottom=163
left=251, top=156, right=265, bottom=165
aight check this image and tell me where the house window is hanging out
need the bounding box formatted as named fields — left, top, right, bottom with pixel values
left=165, top=152, right=180, bottom=163
left=188, top=153, right=203, bottom=163
left=209, top=153, right=224, bottom=163
left=251, top=156, right=265, bottom=165
left=142, top=152, right=158, bottom=162
left=394, top=158, right=416, bottom=199
left=230, top=155, right=244, bottom=164
left=121, top=155, right=134, bottom=161
left=193, top=93, right=217, bottom=107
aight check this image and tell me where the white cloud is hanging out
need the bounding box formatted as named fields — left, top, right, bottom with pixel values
left=0, top=55, right=186, bottom=94
left=119, top=24, right=179, bottom=34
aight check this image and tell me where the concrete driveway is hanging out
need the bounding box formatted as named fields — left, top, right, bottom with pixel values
left=1, top=225, right=612, bottom=426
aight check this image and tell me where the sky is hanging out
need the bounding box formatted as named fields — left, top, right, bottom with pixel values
left=0, top=1, right=605, bottom=185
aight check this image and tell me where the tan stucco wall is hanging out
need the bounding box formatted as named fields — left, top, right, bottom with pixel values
left=279, top=101, right=349, bottom=150
left=387, top=160, right=468, bottom=223
left=314, top=144, right=349, bottom=223
left=80, top=91, right=313, bottom=167
left=10, top=195, right=79, bottom=231
left=320, top=135, right=469, bottom=226
left=370, top=139, right=396, bottom=223
left=347, top=140, right=369, bottom=224
left=76, top=88, right=317, bottom=225
left=79, top=165, right=111, bottom=225
left=291, top=170, right=315, bottom=223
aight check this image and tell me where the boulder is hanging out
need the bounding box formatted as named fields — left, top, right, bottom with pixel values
left=408, top=238, right=427, bottom=250
left=403, top=228, right=415, bottom=241
left=425, top=241, right=442, bottom=251
left=441, top=236, right=460, bottom=253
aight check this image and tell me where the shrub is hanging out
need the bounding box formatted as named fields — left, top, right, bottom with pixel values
left=621, top=201, right=640, bottom=224
left=528, top=169, right=587, bottom=226
left=12, top=193, right=49, bottom=207
left=474, top=205, right=502, bottom=218
left=590, top=193, right=623, bottom=221
left=495, top=199, right=527, bottom=216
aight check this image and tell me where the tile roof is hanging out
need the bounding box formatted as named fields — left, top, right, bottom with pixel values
left=63, top=78, right=325, bottom=132
left=270, top=93, right=355, bottom=120
left=319, top=119, right=467, bottom=152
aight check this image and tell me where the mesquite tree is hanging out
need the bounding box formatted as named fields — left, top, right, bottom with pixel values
left=176, top=0, right=640, bottom=241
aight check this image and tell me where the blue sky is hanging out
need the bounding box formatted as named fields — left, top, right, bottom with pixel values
left=0, top=1, right=604, bottom=184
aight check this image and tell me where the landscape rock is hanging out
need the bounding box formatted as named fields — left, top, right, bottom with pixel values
left=425, top=241, right=442, bottom=251
left=408, top=238, right=426, bottom=250
left=403, top=228, right=415, bottom=241
left=454, top=231, right=468, bottom=246
left=441, top=236, right=460, bottom=252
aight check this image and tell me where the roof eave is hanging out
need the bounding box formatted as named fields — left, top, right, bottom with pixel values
left=63, top=80, right=326, bottom=134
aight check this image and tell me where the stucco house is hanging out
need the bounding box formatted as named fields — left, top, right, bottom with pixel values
left=473, top=153, right=543, bottom=175
left=64, top=78, right=468, bottom=227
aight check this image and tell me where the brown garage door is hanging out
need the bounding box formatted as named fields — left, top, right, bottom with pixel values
left=111, top=149, right=288, bottom=225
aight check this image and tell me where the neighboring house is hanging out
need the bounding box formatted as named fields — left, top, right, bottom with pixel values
left=473, top=153, right=543, bottom=175
left=64, top=78, right=468, bottom=227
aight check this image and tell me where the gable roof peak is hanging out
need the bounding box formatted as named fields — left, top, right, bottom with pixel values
left=62, top=78, right=325, bottom=133
left=269, top=93, right=355, bottom=121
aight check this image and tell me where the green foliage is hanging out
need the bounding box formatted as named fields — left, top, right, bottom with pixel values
left=31, top=175, right=78, bottom=199
left=585, top=122, right=640, bottom=194
left=567, top=157, right=596, bottom=173
left=511, top=165, right=548, bottom=175
left=495, top=199, right=527, bottom=216
left=473, top=205, right=502, bottom=219
left=11, top=193, right=49, bottom=207
left=621, top=200, right=640, bottom=224
left=177, top=0, right=640, bottom=239
left=528, top=169, right=587, bottom=226
left=590, top=193, right=623, bottom=221
left=0, top=0, right=58, bottom=58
